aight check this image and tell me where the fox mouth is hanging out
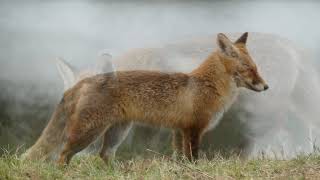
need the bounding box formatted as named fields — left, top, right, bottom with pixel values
left=234, top=74, right=266, bottom=92
left=245, top=81, right=266, bottom=92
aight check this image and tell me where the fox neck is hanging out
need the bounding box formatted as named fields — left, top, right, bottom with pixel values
left=190, top=51, right=236, bottom=86
left=190, top=51, right=239, bottom=131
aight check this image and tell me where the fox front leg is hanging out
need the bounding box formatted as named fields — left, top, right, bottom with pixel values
left=182, top=128, right=203, bottom=161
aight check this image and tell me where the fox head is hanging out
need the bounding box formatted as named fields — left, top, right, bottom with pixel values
left=217, top=32, right=268, bottom=92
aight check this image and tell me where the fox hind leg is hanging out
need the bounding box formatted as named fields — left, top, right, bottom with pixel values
left=172, top=130, right=183, bottom=155
left=57, top=123, right=109, bottom=165
left=99, top=122, right=132, bottom=163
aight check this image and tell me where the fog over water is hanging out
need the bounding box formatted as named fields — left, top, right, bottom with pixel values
left=1, top=0, right=320, bottom=158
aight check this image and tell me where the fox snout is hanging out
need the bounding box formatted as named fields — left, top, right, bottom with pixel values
left=248, top=77, right=269, bottom=92
left=250, top=82, right=269, bottom=92
left=235, top=71, right=269, bottom=92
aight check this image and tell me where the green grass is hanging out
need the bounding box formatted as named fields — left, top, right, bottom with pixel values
left=1, top=151, right=320, bottom=180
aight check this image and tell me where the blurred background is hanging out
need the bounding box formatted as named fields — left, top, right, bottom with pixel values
left=0, top=0, right=320, bottom=158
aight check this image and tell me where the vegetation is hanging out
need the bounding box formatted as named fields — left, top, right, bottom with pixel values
left=1, top=149, right=320, bottom=180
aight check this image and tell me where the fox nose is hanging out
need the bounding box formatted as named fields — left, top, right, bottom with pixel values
left=264, top=84, right=269, bottom=90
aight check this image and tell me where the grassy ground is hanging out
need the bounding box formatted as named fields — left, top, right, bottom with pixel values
left=1, top=150, right=320, bottom=180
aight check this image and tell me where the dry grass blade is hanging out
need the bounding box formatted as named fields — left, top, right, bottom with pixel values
left=146, top=148, right=217, bottom=180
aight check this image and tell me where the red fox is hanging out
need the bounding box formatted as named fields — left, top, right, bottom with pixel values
left=25, top=32, right=268, bottom=164
left=53, top=32, right=308, bottom=159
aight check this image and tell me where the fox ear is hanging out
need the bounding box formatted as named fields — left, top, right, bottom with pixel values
left=56, top=57, right=77, bottom=90
left=95, top=52, right=115, bottom=73
left=235, top=32, right=248, bottom=44
left=217, top=33, right=238, bottom=57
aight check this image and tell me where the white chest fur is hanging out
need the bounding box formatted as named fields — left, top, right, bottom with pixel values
left=204, top=82, right=239, bottom=133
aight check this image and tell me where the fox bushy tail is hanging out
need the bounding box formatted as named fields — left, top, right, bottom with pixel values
left=22, top=100, right=66, bottom=160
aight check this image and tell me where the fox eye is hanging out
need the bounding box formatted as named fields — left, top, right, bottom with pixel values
left=230, top=52, right=238, bottom=58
